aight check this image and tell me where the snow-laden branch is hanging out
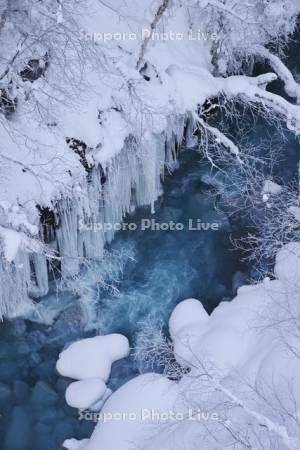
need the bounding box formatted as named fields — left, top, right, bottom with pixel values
left=136, top=0, right=170, bottom=70
left=0, top=34, right=28, bottom=81
left=194, top=363, right=300, bottom=450
left=250, top=45, right=300, bottom=104
left=193, top=113, right=242, bottom=163
left=201, top=0, right=259, bottom=25
left=221, top=73, right=300, bottom=134
left=216, top=379, right=300, bottom=450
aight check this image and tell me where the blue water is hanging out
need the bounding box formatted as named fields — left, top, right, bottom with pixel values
left=96, top=151, right=241, bottom=330
left=93, top=149, right=248, bottom=385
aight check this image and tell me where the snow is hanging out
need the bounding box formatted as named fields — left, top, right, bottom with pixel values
left=65, top=379, right=108, bottom=410
left=56, top=334, right=130, bottom=382
left=289, top=205, right=300, bottom=222
left=63, top=439, right=89, bottom=450
left=262, top=179, right=282, bottom=196
left=0, top=226, right=43, bottom=263
left=168, top=293, right=269, bottom=375
left=0, top=228, right=22, bottom=262
left=261, top=180, right=282, bottom=204
left=274, top=242, right=300, bottom=284
left=168, top=245, right=300, bottom=411
left=169, top=298, right=209, bottom=336
left=80, top=374, right=180, bottom=450
left=2, top=0, right=300, bottom=446
left=169, top=298, right=209, bottom=367
left=252, top=45, right=300, bottom=104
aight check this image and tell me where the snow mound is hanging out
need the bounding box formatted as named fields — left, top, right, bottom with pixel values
left=169, top=244, right=300, bottom=380
left=274, top=242, right=300, bottom=283
left=82, top=373, right=180, bottom=450
left=56, top=334, right=130, bottom=382
left=169, top=288, right=277, bottom=375
left=169, top=298, right=209, bottom=337
left=65, top=379, right=109, bottom=410
left=169, top=298, right=209, bottom=367
left=63, top=438, right=89, bottom=450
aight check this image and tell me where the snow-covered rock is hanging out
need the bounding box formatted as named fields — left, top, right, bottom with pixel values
left=169, top=244, right=300, bottom=379
left=80, top=374, right=180, bottom=450
left=65, top=379, right=109, bottom=410
left=169, top=298, right=209, bottom=367
left=56, top=334, right=130, bottom=382
left=169, top=298, right=209, bottom=337
left=63, top=438, right=89, bottom=450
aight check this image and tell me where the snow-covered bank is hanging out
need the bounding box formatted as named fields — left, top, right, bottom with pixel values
left=1, top=0, right=300, bottom=318
left=59, top=242, right=300, bottom=450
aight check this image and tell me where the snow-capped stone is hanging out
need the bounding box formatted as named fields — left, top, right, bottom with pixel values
left=169, top=298, right=209, bottom=367
left=65, top=379, right=108, bottom=410
left=81, top=374, right=180, bottom=450
left=262, top=179, right=282, bottom=196
left=169, top=298, right=208, bottom=338
left=63, top=438, right=89, bottom=450
left=56, top=334, right=130, bottom=382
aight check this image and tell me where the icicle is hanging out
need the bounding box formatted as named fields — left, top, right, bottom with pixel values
left=78, top=166, right=105, bottom=260
left=56, top=200, right=80, bottom=278
left=0, top=113, right=189, bottom=319
left=0, top=249, right=32, bottom=319
left=30, top=253, right=49, bottom=298
left=184, top=114, right=197, bottom=149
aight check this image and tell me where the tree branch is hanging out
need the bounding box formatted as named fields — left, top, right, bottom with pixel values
left=136, top=0, right=170, bottom=70
left=250, top=45, right=300, bottom=104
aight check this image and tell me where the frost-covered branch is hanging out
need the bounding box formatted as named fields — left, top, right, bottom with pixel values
left=206, top=371, right=300, bottom=450
left=136, top=0, right=170, bottom=70
left=221, top=73, right=300, bottom=134
left=250, top=45, right=300, bottom=104
left=193, top=112, right=242, bottom=162
left=203, top=0, right=259, bottom=25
